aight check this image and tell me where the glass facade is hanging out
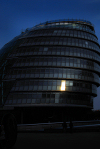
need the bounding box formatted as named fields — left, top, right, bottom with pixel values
left=0, top=19, right=100, bottom=109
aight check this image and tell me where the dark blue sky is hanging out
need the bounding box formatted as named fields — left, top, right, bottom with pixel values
left=0, top=0, right=100, bottom=110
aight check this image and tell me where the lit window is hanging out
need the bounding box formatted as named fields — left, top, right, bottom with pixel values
left=61, top=80, right=66, bottom=91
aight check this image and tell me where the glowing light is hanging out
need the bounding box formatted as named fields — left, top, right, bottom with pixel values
left=61, top=81, right=66, bottom=91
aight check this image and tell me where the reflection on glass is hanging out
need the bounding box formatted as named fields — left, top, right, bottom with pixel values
left=61, top=80, right=66, bottom=91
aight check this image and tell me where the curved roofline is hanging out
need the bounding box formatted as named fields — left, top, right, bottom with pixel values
left=34, top=19, right=94, bottom=28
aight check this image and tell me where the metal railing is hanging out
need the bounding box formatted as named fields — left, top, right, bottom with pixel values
left=17, top=120, right=100, bottom=132
left=35, top=19, right=93, bottom=27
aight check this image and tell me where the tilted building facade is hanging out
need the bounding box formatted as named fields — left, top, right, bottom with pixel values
left=0, top=19, right=100, bottom=122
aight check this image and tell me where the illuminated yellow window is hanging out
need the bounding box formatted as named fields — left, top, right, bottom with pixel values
left=61, top=80, right=66, bottom=91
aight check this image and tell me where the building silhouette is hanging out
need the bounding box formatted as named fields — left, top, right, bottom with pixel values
left=0, top=19, right=100, bottom=123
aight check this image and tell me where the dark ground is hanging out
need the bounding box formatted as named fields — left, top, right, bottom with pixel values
left=12, top=132, right=100, bottom=149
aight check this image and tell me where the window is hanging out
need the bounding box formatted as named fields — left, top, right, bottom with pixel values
left=44, top=47, right=48, bottom=51
left=22, top=99, right=26, bottom=104
left=41, top=99, right=45, bottom=103
left=18, top=99, right=21, bottom=104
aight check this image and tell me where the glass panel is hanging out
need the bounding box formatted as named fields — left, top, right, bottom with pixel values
left=46, top=99, right=50, bottom=103
left=52, top=86, right=56, bottom=90
left=9, top=100, right=12, bottom=104
left=50, top=99, right=55, bottom=103
left=27, top=99, right=31, bottom=103
left=48, top=86, right=52, bottom=90
left=32, top=99, right=36, bottom=103
left=41, top=99, right=46, bottom=103
left=37, top=99, right=40, bottom=103
left=13, top=99, right=17, bottom=104
left=18, top=99, right=21, bottom=104
left=22, top=99, right=26, bottom=104
left=55, top=99, right=59, bottom=103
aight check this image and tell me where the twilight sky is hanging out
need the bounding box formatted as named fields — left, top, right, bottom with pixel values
left=0, top=0, right=100, bottom=110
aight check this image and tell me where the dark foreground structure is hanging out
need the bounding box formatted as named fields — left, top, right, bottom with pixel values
left=11, top=132, right=100, bottom=149
left=0, top=19, right=100, bottom=123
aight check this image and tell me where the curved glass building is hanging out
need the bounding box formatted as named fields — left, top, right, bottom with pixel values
left=0, top=19, right=100, bottom=122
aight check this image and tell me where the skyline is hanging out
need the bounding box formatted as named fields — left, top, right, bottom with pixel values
left=0, top=0, right=100, bottom=110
